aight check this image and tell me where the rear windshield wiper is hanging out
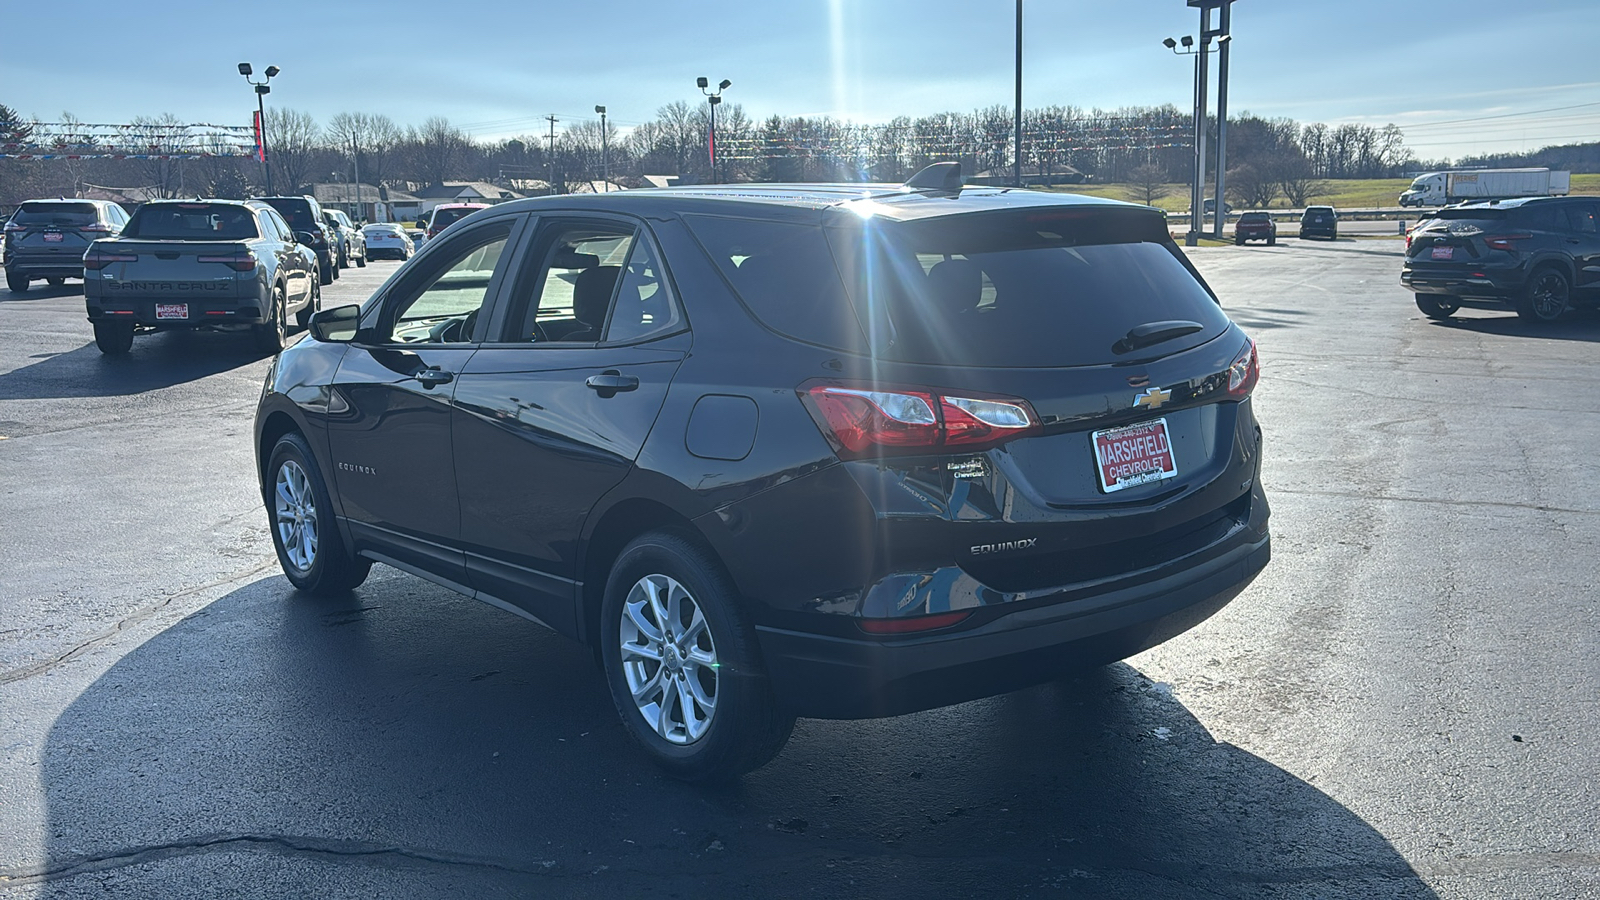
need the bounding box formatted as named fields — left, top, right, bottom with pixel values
left=1113, top=320, right=1205, bottom=355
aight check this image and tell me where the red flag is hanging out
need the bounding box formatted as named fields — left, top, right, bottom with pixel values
left=253, top=111, right=264, bottom=161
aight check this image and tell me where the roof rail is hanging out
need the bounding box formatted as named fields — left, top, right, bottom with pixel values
left=904, top=162, right=963, bottom=194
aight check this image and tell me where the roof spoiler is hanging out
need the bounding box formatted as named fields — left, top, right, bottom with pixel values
left=904, top=161, right=963, bottom=194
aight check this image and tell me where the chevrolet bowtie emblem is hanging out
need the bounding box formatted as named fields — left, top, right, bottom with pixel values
left=1133, top=386, right=1172, bottom=410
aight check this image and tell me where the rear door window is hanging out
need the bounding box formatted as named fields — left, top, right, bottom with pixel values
left=1564, top=204, right=1598, bottom=235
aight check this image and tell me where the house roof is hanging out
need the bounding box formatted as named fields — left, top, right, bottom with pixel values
left=412, top=181, right=523, bottom=201
left=569, top=180, right=627, bottom=194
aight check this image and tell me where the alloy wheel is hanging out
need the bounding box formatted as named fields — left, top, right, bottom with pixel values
left=1530, top=271, right=1568, bottom=320
left=619, top=574, right=719, bottom=745
left=274, top=459, right=318, bottom=572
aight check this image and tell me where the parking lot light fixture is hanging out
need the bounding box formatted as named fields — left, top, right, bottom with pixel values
left=699, top=77, right=731, bottom=183
left=239, top=63, right=280, bottom=195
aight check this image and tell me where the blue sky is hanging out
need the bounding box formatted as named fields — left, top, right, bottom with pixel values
left=3, top=0, right=1597, bottom=160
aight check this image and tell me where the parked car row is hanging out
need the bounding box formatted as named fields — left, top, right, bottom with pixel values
left=1230, top=207, right=1338, bottom=245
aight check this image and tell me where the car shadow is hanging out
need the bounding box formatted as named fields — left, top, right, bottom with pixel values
left=1, top=282, right=83, bottom=302
left=0, top=331, right=281, bottom=400
left=17, top=573, right=1440, bottom=897
left=1428, top=308, right=1600, bottom=344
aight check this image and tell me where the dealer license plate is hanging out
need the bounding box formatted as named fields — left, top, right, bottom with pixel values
left=155, top=303, right=188, bottom=320
left=1430, top=246, right=1454, bottom=260
left=1093, top=418, right=1178, bottom=493
left=42, top=232, right=63, bottom=242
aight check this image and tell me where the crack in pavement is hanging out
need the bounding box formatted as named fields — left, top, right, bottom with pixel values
left=1269, top=488, right=1600, bottom=517
left=0, top=558, right=277, bottom=687
left=0, top=833, right=559, bottom=885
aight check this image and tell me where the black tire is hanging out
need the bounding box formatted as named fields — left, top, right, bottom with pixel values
left=600, top=531, right=795, bottom=782
left=1234, top=237, right=1243, bottom=245
left=355, top=246, right=366, bottom=267
left=254, top=285, right=287, bottom=354
left=265, top=432, right=372, bottom=595
left=295, top=278, right=321, bottom=331
left=93, top=320, right=134, bottom=355
left=6, top=270, right=28, bottom=293
left=47, top=276, right=65, bottom=287
left=1268, top=236, right=1276, bottom=246
left=337, top=243, right=349, bottom=270
left=1415, top=294, right=1460, bottom=320
left=1329, top=229, right=1337, bottom=240
left=319, top=259, right=334, bottom=286
left=1517, top=266, right=1569, bottom=322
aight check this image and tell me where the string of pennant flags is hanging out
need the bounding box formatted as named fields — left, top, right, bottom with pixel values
left=0, top=121, right=257, bottom=160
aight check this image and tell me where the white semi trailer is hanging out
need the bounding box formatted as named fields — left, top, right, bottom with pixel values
left=1399, top=168, right=1571, bottom=207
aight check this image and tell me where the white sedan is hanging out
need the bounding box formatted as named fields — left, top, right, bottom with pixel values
left=361, top=223, right=414, bottom=261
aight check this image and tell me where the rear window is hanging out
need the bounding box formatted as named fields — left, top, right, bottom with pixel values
left=123, top=204, right=260, bottom=241
left=432, top=207, right=478, bottom=229
left=14, top=202, right=98, bottom=226
left=261, top=199, right=318, bottom=231
left=689, top=208, right=1228, bottom=368
left=1241, top=213, right=1270, bottom=223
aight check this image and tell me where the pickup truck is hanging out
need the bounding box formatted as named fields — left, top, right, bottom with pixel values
left=82, top=199, right=320, bottom=355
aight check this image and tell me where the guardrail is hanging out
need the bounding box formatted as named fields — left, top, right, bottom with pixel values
left=1168, top=206, right=1422, bottom=225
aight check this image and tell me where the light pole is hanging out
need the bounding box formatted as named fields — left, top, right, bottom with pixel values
left=1014, top=0, right=1023, bottom=188
left=1163, top=35, right=1206, bottom=246
left=595, top=105, right=608, bottom=191
left=698, top=77, right=731, bottom=183
left=238, top=62, right=279, bottom=195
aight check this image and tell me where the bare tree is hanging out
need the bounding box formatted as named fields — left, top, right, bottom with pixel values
left=1125, top=163, right=1171, bottom=206
left=327, top=111, right=401, bottom=187
left=265, top=108, right=321, bottom=193
left=412, top=116, right=469, bottom=187
left=1225, top=162, right=1278, bottom=209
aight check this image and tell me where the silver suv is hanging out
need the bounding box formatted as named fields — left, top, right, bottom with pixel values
left=4, top=199, right=129, bottom=292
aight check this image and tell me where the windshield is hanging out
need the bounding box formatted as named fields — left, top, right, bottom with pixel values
left=13, top=202, right=98, bottom=226
left=123, top=204, right=260, bottom=240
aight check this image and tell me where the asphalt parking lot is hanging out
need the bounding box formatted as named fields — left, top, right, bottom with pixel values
left=1, top=240, right=1597, bottom=898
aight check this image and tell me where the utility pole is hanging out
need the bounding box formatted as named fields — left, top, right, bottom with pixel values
left=546, top=115, right=559, bottom=195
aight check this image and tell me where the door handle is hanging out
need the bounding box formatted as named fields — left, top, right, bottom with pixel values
left=1567, top=238, right=1581, bottom=244
left=586, top=371, right=639, bottom=394
left=412, top=367, right=454, bottom=388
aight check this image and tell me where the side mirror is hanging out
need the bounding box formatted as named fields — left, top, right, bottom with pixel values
left=309, top=304, right=362, bottom=343
left=294, top=231, right=317, bottom=247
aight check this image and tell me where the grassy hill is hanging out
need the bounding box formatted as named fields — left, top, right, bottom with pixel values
left=1047, top=174, right=1600, bottom=210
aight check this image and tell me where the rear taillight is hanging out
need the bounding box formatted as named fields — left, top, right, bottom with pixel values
left=79, top=223, right=110, bottom=233
left=197, top=252, right=258, bottom=272
left=800, top=382, right=1040, bottom=459
left=1226, top=339, right=1259, bottom=397
left=1483, top=233, right=1532, bottom=252
left=82, top=251, right=137, bottom=270
left=3, top=222, right=23, bottom=233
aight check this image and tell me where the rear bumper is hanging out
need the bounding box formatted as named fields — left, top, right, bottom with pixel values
left=756, top=526, right=1270, bottom=720
left=1402, top=265, right=1522, bottom=299
left=1299, top=225, right=1336, bottom=237
left=86, top=296, right=269, bottom=327
left=5, top=256, right=86, bottom=278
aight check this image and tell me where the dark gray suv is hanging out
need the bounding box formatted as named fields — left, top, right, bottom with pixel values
left=3, top=199, right=128, bottom=292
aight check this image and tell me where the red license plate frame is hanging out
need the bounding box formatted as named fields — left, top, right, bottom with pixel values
left=155, top=303, right=188, bottom=320
left=1430, top=246, right=1454, bottom=260
left=1092, top=418, right=1178, bottom=493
